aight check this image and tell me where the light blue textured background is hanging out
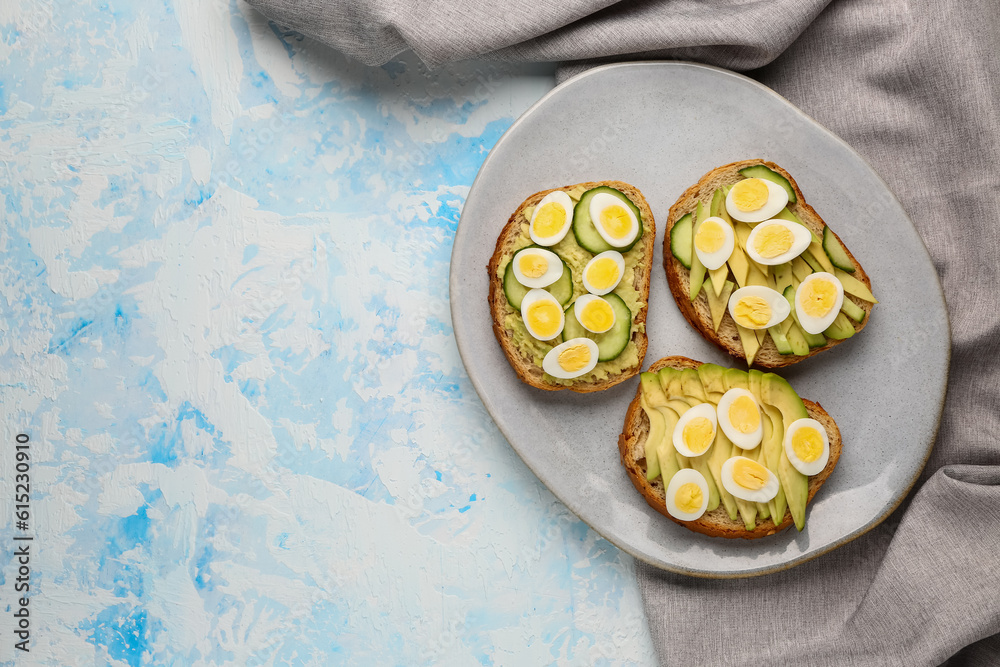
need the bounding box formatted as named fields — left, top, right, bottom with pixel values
left=0, top=1, right=656, bottom=664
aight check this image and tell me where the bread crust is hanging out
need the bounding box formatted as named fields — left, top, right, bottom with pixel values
left=617, top=356, right=842, bottom=539
left=663, top=159, right=874, bottom=369
left=487, top=182, right=654, bottom=392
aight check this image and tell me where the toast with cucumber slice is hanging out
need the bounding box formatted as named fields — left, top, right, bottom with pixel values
left=665, top=159, right=877, bottom=368
left=488, top=181, right=654, bottom=392
left=618, top=356, right=842, bottom=538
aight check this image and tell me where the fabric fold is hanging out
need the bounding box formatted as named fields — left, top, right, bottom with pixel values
left=242, top=0, right=831, bottom=70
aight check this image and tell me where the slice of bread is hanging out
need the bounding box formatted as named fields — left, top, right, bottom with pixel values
left=487, top=181, right=654, bottom=393
left=617, top=356, right=842, bottom=538
left=664, top=159, right=874, bottom=368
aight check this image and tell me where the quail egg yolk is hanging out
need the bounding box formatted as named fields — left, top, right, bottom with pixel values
left=729, top=395, right=760, bottom=434
left=586, top=258, right=620, bottom=291
left=683, top=417, right=714, bottom=456
left=695, top=219, right=726, bottom=253
left=801, top=278, right=838, bottom=317
left=557, top=343, right=591, bottom=373
left=732, top=458, right=769, bottom=490
left=753, top=225, right=794, bottom=259
left=733, top=296, right=772, bottom=328
left=532, top=202, right=566, bottom=238
left=792, top=426, right=824, bottom=463
left=579, top=299, right=614, bottom=332
left=525, top=300, right=562, bottom=339
left=731, top=178, right=770, bottom=212
left=674, top=483, right=704, bottom=514
left=518, top=253, right=549, bottom=279
left=600, top=205, right=632, bottom=240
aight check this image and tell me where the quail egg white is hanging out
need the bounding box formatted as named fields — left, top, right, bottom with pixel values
left=720, top=456, right=780, bottom=503
left=727, top=286, right=791, bottom=330
left=520, top=289, right=564, bottom=341
left=795, top=272, right=845, bottom=335
left=694, top=216, right=735, bottom=270
left=511, top=247, right=564, bottom=289
left=672, top=403, right=718, bottom=458
left=589, top=192, right=640, bottom=248
left=664, top=468, right=711, bottom=521
left=542, top=337, right=599, bottom=379
left=582, top=250, right=625, bottom=295
left=725, top=178, right=789, bottom=223
left=716, top=388, right=763, bottom=450
left=573, top=294, right=616, bottom=334
left=745, top=219, right=812, bottom=266
left=783, top=418, right=831, bottom=476
left=529, top=191, right=574, bottom=246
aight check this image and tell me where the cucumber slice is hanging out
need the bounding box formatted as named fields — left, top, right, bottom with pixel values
left=823, top=226, right=856, bottom=273
left=768, top=325, right=793, bottom=355
left=824, top=312, right=856, bottom=340
left=670, top=213, right=693, bottom=269
left=783, top=323, right=810, bottom=356
left=805, top=330, right=828, bottom=349
left=502, top=259, right=528, bottom=309
left=738, top=165, right=797, bottom=204
left=561, top=292, right=632, bottom=361
left=502, top=248, right=573, bottom=309
left=548, top=258, right=574, bottom=305
left=572, top=186, right=643, bottom=254
left=841, top=296, right=866, bottom=323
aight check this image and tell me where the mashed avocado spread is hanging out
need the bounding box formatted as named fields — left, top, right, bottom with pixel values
left=498, top=187, right=646, bottom=386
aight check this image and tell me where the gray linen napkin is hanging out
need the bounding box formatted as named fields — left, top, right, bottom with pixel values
left=243, top=0, right=1000, bottom=663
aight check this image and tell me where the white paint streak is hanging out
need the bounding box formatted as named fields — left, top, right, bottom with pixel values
left=147, top=555, right=215, bottom=658
left=278, top=417, right=317, bottom=452
left=238, top=2, right=305, bottom=99
left=372, top=445, right=424, bottom=503
left=27, top=226, right=103, bottom=300
left=179, top=418, right=216, bottom=458
left=173, top=0, right=244, bottom=141
left=326, top=397, right=354, bottom=461
left=158, top=463, right=210, bottom=514
left=186, top=145, right=212, bottom=186
left=98, top=466, right=149, bottom=516
left=122, top=11, right=155, bottom=61
left=83, top=432, right=114, bottom=454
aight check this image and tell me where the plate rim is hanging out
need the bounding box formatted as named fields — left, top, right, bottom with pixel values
left=449, top=60, right=950, bottom=578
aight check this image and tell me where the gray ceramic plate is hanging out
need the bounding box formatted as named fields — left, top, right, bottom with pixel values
left=450, top=62, right=949, bottom=578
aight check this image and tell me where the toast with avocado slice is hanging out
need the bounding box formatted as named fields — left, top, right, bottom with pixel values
left=618, top=356, right=842, bottom=539
left=487, top=181, right=654, bottom=392
left=664, top=159, right=876, bottom=368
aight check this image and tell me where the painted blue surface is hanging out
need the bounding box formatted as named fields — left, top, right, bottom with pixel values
left=0, top=1, right=655, bottom=664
